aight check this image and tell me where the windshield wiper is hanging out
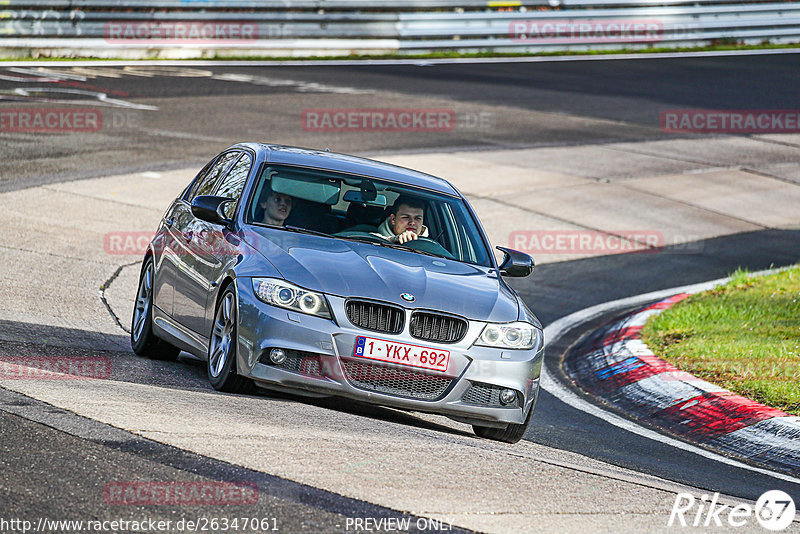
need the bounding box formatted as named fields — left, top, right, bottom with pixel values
left=338, top=235, right=441, bottom=258
left=335, top=235, right=382, bottom=245
left=381, top=242, right=441, bottom=257
left=259, top=228, right=443, bottom=259
left=284, top=225, right=331, bottom=238
left=258, top=224, right=331, bottom=239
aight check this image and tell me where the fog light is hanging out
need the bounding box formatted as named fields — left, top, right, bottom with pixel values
left=269, top=348, right=287, bottom=365
left=499, top=388, right=517, bottom=405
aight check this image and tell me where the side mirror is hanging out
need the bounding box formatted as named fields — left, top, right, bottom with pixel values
left=191, top=195, right=233, bottom=226
left=496, top=246, right=534, bottom=277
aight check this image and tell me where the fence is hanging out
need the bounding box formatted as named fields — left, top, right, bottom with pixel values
left=1, top=0, right=798, bottom=58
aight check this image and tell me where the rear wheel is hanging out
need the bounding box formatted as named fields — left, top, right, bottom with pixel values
left=207, top=287, right=251, bottom=393
left=473, top=403, right=534, bottom=444
left=131, top=258, right=180, bottom=361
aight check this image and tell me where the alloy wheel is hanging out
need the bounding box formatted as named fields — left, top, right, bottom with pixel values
left=209, top=292, right=235, bottom=378
left=132, top=263, right=153, bottom=343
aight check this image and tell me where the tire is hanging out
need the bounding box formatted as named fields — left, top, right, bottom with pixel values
left=207, top=287, right=252, bottom=393
left=131, top=258, right=180, bottom=361
left=473, top=402, right=534, bottom=444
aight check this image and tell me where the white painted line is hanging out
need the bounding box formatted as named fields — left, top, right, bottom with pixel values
left=1, top=48, right=799, bottom=68
left=542, top=270, right=800, bottom=486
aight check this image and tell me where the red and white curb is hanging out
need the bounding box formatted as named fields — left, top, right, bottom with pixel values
left=564, top=291, right=800, bottom=477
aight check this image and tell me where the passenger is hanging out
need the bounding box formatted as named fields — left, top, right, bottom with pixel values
left=259, top=186, right=294, bottom=226
left=373, top=195, right=429, bottom=244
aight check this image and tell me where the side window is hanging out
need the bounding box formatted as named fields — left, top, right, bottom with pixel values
left=186, top=151, right=240, bottom=202
left=443, top=203, right=471, bottom=263
left=182, top=159, right=215, bottom=201
left=214, top=153, right=252, bottom=218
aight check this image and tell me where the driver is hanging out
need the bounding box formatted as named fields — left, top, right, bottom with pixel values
left=373, top=195, right=429, bottom=244
left=259, top=186, right=294, bottom=226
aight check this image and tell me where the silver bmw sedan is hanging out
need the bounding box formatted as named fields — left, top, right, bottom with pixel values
left=132, top=143, right=543, bottom=443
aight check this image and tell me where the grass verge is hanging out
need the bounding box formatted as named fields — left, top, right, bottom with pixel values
left=641, top=266, right=800, bottom=416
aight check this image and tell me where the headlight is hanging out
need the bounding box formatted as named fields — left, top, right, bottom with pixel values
left=252, top=278, right=331, bottom=319
left=476, top=321, right=540, bottom=350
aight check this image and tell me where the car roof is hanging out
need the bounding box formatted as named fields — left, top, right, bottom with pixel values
left=232, top=143, right=461, bottom=197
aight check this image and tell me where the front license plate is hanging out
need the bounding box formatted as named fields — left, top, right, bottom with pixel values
left=353, top=336, right=450, bottom=373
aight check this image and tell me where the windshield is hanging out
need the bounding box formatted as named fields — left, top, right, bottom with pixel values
left=245, top=164, right=493, bottom=267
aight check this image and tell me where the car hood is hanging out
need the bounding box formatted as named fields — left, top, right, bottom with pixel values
left=244, top=228, right=519, bottom=322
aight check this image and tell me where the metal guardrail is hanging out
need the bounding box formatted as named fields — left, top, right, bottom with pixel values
left=4, top=0, right=549, bottom=8
left=0, top=0, right=780, bottom=6
left=0, top=1, right=798, bottom=57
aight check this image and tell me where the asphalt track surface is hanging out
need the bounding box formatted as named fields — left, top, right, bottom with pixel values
left=1, top=54, right=800, bottom=530
left=3, top=53, right=800, bottom=189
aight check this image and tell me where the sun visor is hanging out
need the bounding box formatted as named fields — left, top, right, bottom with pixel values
left=269, top=170, right=340, bottom=205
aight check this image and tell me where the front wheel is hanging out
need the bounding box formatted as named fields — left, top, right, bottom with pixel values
left=131, top=258, right=180, bottom=361
left=473, top=402, right=534, bottom=444
left=207, top=287, right=251, bottom=393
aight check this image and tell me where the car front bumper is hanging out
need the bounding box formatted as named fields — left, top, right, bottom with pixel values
left=235, top=279, right=544, bottom=426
